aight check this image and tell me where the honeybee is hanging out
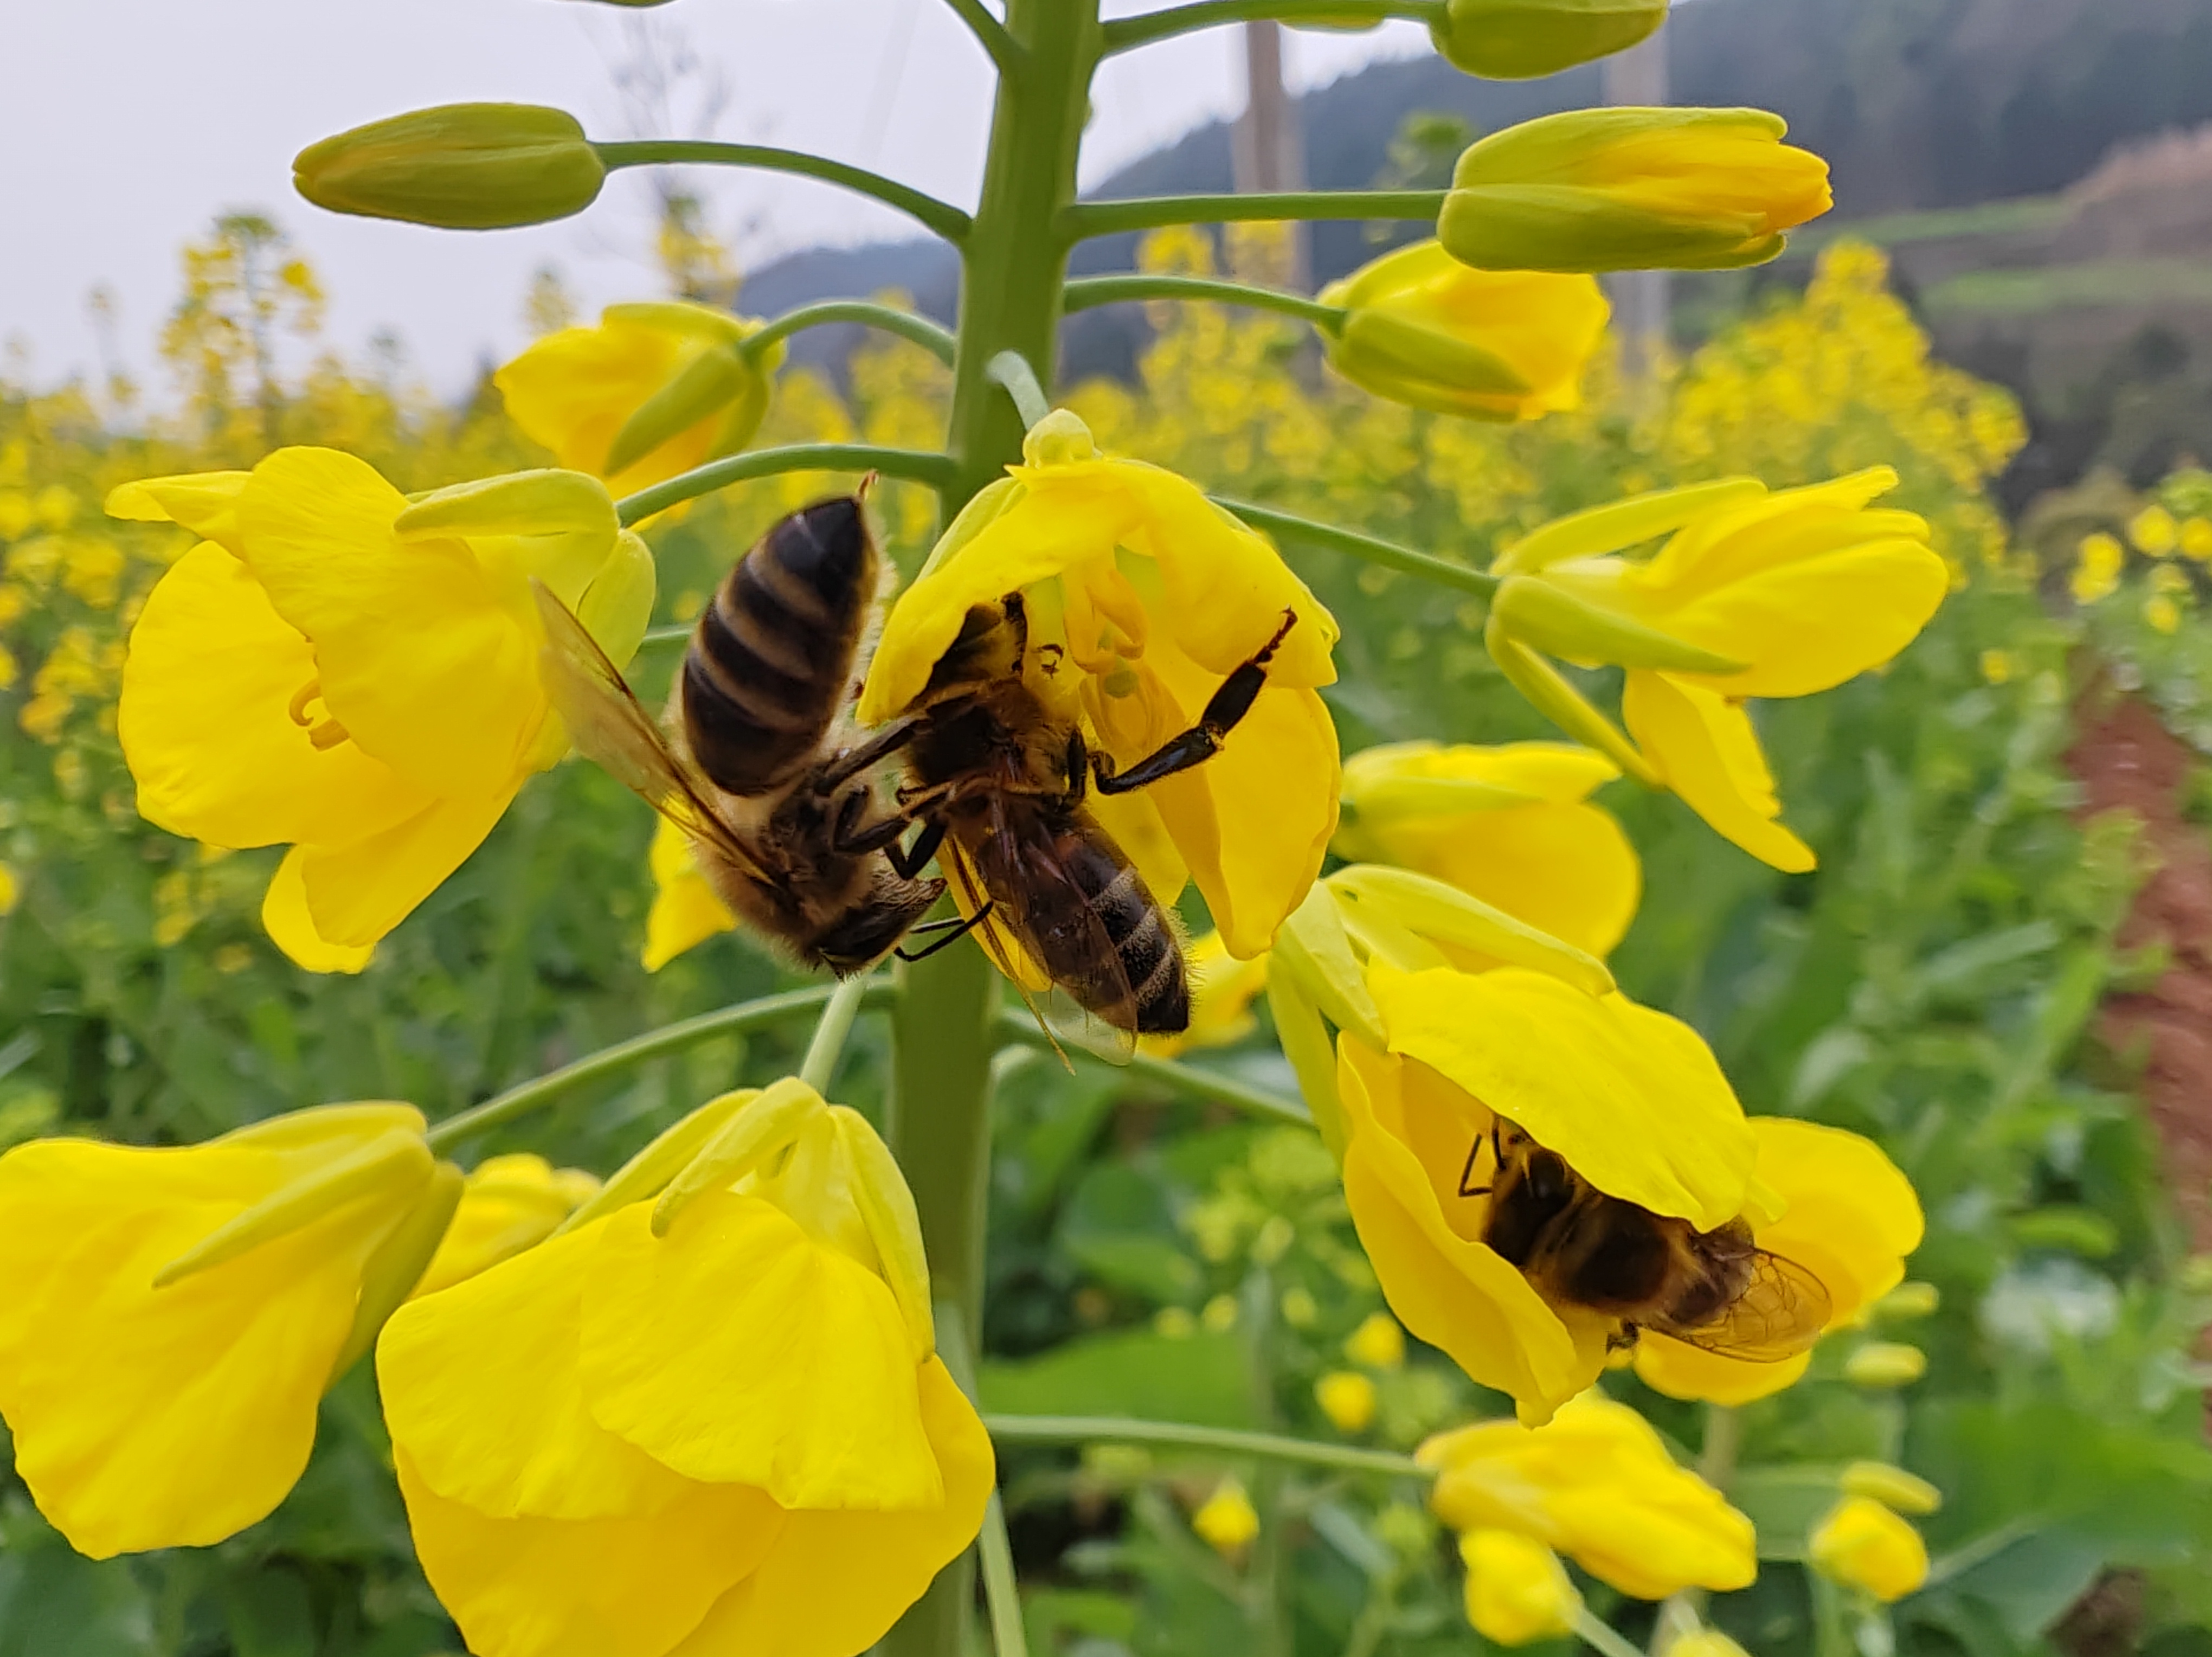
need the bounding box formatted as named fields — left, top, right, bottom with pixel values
left=869, top=591, right=1300, bottom=1057
left=533, top=495, right=944, bottom=975
left=1464, top=1119, right=1832, bottom=1359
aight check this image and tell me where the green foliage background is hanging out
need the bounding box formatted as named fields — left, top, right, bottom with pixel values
left=0, top=221, right=2206, bottom=1657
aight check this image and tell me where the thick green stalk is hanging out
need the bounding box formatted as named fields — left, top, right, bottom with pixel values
left=885, top=5, right=1102, bottom=1653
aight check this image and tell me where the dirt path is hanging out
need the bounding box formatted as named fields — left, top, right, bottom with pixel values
left=2063, top=690, right=2212, bottom=1256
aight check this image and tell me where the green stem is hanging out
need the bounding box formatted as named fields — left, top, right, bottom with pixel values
left=593, top=141, right=973, bottom=243
left=616, top=444, right=956, bottom=526
left=1101, top=0, right=1442, bottom=53
left=1699, top=1403, right=1741, bottom=1492
left=978, top=1495, right=1031, bottom=1657
left=985, top=1415, right=1425, bottom=1479
left=741, top=300, right=959, bottom=368
left=799, top=974, right=871, bottom=1094
left=943, top=0, right=1022, bottom=67
left=1063, top=273, right=1347, bottom=331
left=993, top=1011, right=1310, bottom=1127
left=1214, top=497, right=1500, bottom=600
left=1578, top=1609, right=1655, bottom=1657
left=636, top=623, right=691, bottom=650
left=423, top=983, right=892, bottom=1153
left=986, top=350, right=1052, bottom=428
left=1063, top=190, right=1446, bottom=241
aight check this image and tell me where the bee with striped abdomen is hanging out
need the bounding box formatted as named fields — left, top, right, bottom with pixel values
left=873, top=590, right=1299, bottom=1058
left=1467, top=1118, right=1832, bottom=1360
left=534, top=494, right=943, bottom=975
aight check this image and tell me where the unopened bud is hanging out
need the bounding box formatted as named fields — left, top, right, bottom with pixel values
left=1874, top=1280, right=1941, bottom=1320
left=1809, top=1496, right=1928, bottom=1602
left=1842, top=1462, right=1942, bottom=1517
left=1193, top=1478, right=1262, bottom=1558
left=1843, top=1341, right=1927, bottom=1388
left=295, top=104, right=606, bottom=230
left=1432, top=0, right=1669, bottom=80
left=1315, top=1370, right=1379, bottom=1434
left=1440, top=107, right=1831, bottom=273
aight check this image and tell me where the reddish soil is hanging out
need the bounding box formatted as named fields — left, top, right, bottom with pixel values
left=2063, top=690, right=2212, bottom=1257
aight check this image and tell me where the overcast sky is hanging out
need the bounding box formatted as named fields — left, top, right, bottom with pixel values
left=2, top=0, right=1428, bottom=398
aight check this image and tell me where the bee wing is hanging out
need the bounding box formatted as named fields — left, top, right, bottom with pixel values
left=944, top=811, right=1139, bottom=1067
left=529, top=581, right=768, bottom=884
left=1650, top=1248, right=1834, bottom=1363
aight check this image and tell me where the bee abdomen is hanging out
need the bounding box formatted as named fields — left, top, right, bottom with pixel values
left=1085, top=856, right=1189, bottom=1036
left=681, top=497, right=877, bottom=797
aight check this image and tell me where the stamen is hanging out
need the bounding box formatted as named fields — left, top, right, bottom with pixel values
left=288, top=676, right=351, bottom=750
left=307, top=717, right=351, bottom=750
left=286, top=678, right=323, bottom=727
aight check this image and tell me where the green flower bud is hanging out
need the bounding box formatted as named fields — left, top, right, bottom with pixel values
left=1432, top=0, right=1669, bottom=80
left=294, top=104, right=606, bottom=230
left=1439, top=107, right=1831, bottom=273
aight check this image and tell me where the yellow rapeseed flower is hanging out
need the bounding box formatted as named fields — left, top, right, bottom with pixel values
left=2129, top=504, right=2178, bottom=556
left=1458, top=1528, right=1583, bottom=1644
left=1317, top=240, right=1609, bottom=420
left=2070, top=532, right=2124, bottom=605
left=1334, top=741, right=1639, bottom=957
left=1315, top=1370, right=1379, bottom=1433
left=1193, top=1477, right=1262, bottom=1557
left=1441, top=108, right=1831, bottom=274
left=642, top=815, right=738, bottom=971
left=1808, top=1495, right=1928, bottom=1602
left=1420, top=1392, right=1757, bottom=1599
left=409, top=1153, right=601, bottom=1299
left=111, top=453, right=653, bottom=972
left=859, top=408, right=1342, bottom=959
left=378, top=1081, right=992, bottom=1657
left=1635, top=1117, right=1922, bottom=1404
left=2180, top=517, right=2212, bottom=562
left=496, top=301, right=781, bottom=502
left=0, top=1104, right=459, bottom=1557
left=1345, top=1309, right=1406, bottom=1370
left=1666, top=1628, right=1755, bottom=1657
left=2145, top=593, right=2183, bottom=634
left=1490, top=470, right=1944, bottom=872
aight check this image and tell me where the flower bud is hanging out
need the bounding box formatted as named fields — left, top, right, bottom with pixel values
left=1345, top=1309, right=1407, bottom=1370
left=1318, top=241, right=1608, bottom=420
left=294, top=104, right=606, bottom=229
left=1809, top=1496, right=1928, bottom=1602
left=1194, top=1478, right=1262, bottom=1557
left=1432, top=0, right=1669, bottom=80
left=1440, top=107, right=1831, bottom=273
left=1843, top=1341, right=1926, bottom=1388
left=1316, top=1370, right=1379, bottom=1433
left=1460, top=1530, right=1582, bottom=1645
left=1842, top=1461, right=1942, bottom=1517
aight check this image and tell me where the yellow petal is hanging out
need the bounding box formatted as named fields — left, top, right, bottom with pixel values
left=119, top=543, right=433, bottom=850
left=379, top=1217, right=694, bottom=1520
left=1459, top=1530, right=1581, bottom=1644
left=409, top=1153, right=600, bottom=1300
left=578, top=1192, right=942, bottom=1510
left=105, top=470, right=252, bottom=555
left=237, top=448, right=545, bottom=795
left=1423, top=1393, right=1756, bottom=1600
left=644, top=815, right=738, bottom=971
left=495, top=310, right=731, bottom=499
left=1808, top=1495, right=1927, bottom=1602
left=1622, top=671, right=1815, bottom=874
left=1126, top=658, right=1339, bottom=958
left=290, top=785, right=517, bottom=950
left=1369, top=964, right=1755, bottom=1229
left=1336, top=1041, right=1601, bottom=1421
left=261, top=849, right=377, bottom=974
left=1633, top=1338, right=1812, bottom=1406
left=667, top=1358, right=995, bottom=1657
left=0, top=1122, right=420, bottom=1557
left=396, top=1446, right=783, bottom=1657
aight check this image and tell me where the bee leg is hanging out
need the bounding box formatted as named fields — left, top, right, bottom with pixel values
left=1091, top=607, right=1298, bottom=795
left=831, top=788, right=916, bottom=858
left=815, top=715, right=921, bottom=791
left=895, top=902, right=996, bottom=962
left=882, top=815, right=949, bottom=881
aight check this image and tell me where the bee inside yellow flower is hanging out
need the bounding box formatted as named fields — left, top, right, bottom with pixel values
left=496, top=300, right=782, bottom=502
left=0, top=1104, right=458, bottom=1558
left=1421, top=1391, right=1757, bottom=1600
left=377, top=1081, right=992, bottom=1657
left=110, top=452, right=654, bottom=971
left=857, top=408, right=1342, bottom=962
left=1634, top=1117, right=1923, bottom=1405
